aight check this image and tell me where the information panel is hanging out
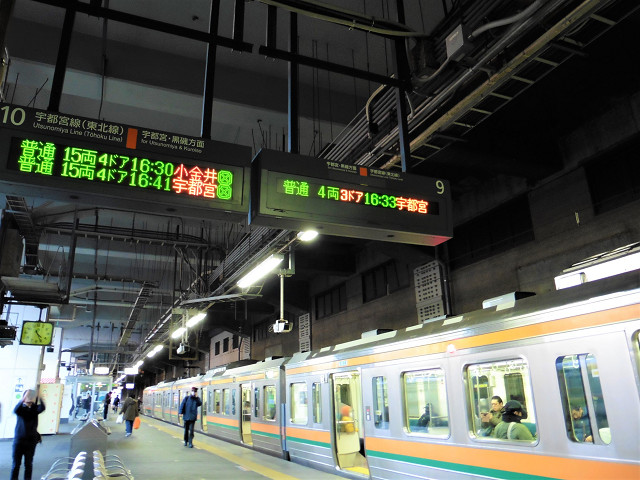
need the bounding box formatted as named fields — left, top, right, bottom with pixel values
left=0, top=103, right=250, bottom=221
left=250, top=149, right=452, bottom=245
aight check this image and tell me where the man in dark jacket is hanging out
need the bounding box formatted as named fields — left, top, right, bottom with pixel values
left=179, top=386, right=202, bottom=448
left=12, top=388, right=46, bottom=480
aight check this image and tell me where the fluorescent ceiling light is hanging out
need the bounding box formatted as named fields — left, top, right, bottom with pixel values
left=146, top=350, right=156, bottom=358
left=94, top=366, right=109, bottom=375
left=555, top=250, right=640, bottom=290
left=152, top=344, right=163, bottom=353
left=237, top=254, right=284, bottom=288
left=134, top=360, right=143, bottom=368
left=186, top=312, right=206, bottom=328
left=297, top=230, right=319, bottom=242
left=171, top=326, right=186, bottom=339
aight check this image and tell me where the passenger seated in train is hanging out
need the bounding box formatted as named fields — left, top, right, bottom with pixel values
left=339, top=404, right=355, bottom=433
left=479, top=396, right=503, bottom=436
left=493, top=400, right=534, bottom=440
left=417, top=404, right=431, bottom=432
left=570, top=405, right=593, bottom=442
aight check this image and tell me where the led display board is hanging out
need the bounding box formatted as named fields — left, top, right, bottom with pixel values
left=0, top=103, right=250, bottom=221
left=250, top=149, right=452, bottom=245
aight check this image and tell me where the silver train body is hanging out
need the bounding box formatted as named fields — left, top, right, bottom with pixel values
left=143, top=272, right=640, bottom=479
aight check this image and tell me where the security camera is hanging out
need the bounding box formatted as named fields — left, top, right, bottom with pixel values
left=176, top=343, right=186, bottom=355
left=273, top=319, right=292, bottom=334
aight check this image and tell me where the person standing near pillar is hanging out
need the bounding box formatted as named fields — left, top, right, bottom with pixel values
left=11, top=388, right=45, bottom=480
left=103, top=392, right=111, bottom=420
left=179, top=386, right=202, bottom=448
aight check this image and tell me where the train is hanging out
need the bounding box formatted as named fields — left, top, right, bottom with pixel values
left=143, top=271, right=640, bottom=480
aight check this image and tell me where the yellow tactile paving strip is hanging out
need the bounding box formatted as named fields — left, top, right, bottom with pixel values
left=141, top=416, right=300, bottom=480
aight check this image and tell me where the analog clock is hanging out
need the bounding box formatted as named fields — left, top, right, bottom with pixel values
left=19, top=321, right=53, bottom=346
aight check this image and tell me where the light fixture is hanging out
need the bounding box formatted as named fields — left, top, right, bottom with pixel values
left=146, top=350, right=157, bottom=358
left=171, top=326, right=186, bottom=339
left=297, top=230, right=318, bottom=242
left=134, top=360, right=143, bottom=368
left=554, top=244, right=640, bottom=290
left=237, top=254, right=284, bottom=288
left=186, top=312, right=206, bottom=328
left=152, top=344, right=163, bottom=353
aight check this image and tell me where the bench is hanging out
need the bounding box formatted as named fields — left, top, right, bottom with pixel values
left=93, top=450, right=134, bottom=479
left=41, top=451, right=86, bottom=480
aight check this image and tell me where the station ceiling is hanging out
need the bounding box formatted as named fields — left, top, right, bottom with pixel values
left=0, top=0, right=638, bottom=371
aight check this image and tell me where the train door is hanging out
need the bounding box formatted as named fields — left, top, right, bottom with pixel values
left=331, top=371, right=369, bottom=477
left=202, top=387, right=208, bottom=432
left=240, top=384, right=252, bottom=445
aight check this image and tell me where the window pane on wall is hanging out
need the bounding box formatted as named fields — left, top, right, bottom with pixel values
left=403, top=369, right=449, bottom=436
left=312, top=383, right=322, bottom=424
left=290, top=383, right=308, bottom=424
left=372, top=376, right=389, bottom=429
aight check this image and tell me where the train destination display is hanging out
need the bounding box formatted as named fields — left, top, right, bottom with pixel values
left=0, top=103, right=250, bottom=221
left=250, top=149, right=452, bottom=246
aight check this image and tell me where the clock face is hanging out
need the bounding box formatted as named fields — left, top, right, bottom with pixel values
left=19, top=321, right=53, bottom=346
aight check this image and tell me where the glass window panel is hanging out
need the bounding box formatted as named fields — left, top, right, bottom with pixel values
left=312, top=383, right=322, bottom=424
left=214, top=390, right=221, bottom=414
left=290, top=383, right=308, bottom=424
left=264, top=385, right=277, bottom=421
left=373, top=376, right=389, bottom=429
left=585, top=354, right=609, bottom=442
left=403, top=369, right=449, bottom=436
left=254, top=387, right=259, bottom=417
left=556, top=354, right=610, bottom=444
left=223, top=389, right=230, bottom=415
left=231, top=389, right=236, bottom=415
left=468, top=359, right=536, bottom=442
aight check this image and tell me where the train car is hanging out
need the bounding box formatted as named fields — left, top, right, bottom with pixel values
left=197, top=358, right=288, bottom=456
left=142, top=271, right=640, bottom=479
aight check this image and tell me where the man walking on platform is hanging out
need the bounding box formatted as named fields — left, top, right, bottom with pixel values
left=179, top=386, right=201, bottom=448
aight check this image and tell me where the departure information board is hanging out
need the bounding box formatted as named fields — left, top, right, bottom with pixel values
left=250, top=149, right=452, bottom=245
left=0, top=103, right=250, bottom=221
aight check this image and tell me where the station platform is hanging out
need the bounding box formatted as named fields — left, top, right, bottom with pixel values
left=0, top=415, right=344, bottom=480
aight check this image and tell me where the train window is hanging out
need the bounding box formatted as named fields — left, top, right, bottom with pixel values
left=372, top=376, right=389, bottom=429
left=403, top=369, right=449, bottom=436
left=290, top=383, right=308, bottom=424
left=223, top=389, right=230, bottom=415
left=556, top=354, right=610, bottom=445
left=466, top=359, right=537, bottom=442
left=207, top=389, right=212, bottom=414
left=264, top=385, right=277, bottom=421
left=254, top=387, right=259, bottom=417
left=231, top=389, right=237, bottom=415
left=312, top=383, right=322, bottom=424
left=214, top=390, right=221, bottom=414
